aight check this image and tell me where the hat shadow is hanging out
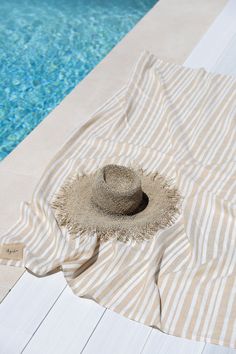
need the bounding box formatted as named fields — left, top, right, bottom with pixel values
left=128, top=192, right=149, bottom=216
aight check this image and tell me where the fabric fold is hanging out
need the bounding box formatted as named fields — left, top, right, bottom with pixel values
left=1, top=51, right=236, bottom=348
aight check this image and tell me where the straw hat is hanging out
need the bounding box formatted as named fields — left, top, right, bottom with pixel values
left=51, top=164, right=180, bottom=242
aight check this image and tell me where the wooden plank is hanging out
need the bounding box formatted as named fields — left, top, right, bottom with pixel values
left=203, top=343, right=236, bottom=354
left=184, top=0, right=236, bottom=74
left=0, top=271, right=66, bottom=354
left=0, top=265, right=25, bottom=302
left=141, top=329, right=205, bottom=354
left=0, top=266, right=25, bottom=302
left=0, top=265, right=24, bottom=287
left=82, top=309, right=152, bottom=354
left=23, top=287, right=105, bottom=354
left=0, top=287, right=9, bottom=303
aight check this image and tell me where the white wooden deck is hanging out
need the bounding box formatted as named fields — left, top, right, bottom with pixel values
left=0, top=272, right=235, bottom=354
left=1, top=0, right=236, bottom=353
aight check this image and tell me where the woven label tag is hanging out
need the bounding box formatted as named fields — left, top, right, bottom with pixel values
left=0, top=243, right=24, bottom=260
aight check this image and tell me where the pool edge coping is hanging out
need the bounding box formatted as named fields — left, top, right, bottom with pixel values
left=0, top=0, right=227, bottom=233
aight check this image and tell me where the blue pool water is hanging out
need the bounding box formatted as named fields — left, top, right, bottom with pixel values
left=0, top=0, right=156, bottom=160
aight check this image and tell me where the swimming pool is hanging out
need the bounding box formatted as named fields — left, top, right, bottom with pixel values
left=0, top=0, right=156, bottom=160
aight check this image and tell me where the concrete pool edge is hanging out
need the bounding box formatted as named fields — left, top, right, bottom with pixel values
left=0, top=0, right=227, bottom=233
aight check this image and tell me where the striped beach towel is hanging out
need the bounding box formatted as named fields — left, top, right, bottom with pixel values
left=1, top=51, right=236, bottom=348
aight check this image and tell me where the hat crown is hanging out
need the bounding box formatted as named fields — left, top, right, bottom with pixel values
left=92, top=165, right=143, bottom=215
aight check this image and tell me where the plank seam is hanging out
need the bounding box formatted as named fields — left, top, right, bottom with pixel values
left=21, top=284, right=67, bottom=353
left=139, top=328, right=153, bottom=353
left=0, top=269, right=26, bottom=304
left=80, top=308, right=107, bottom=353
left=201, top=343, right=207, bottom=354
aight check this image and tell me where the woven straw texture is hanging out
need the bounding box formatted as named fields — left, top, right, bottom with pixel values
left=51, top=164, right=180, bottom=242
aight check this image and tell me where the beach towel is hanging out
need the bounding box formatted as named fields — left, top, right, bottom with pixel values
left=1, top=51, right=236, bottom=348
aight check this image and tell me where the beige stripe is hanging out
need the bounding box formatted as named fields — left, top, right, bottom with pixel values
left=1, top=51, right=236, bottom=348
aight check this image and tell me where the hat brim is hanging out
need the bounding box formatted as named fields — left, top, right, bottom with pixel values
left=51, top=170, right=180, bottom=242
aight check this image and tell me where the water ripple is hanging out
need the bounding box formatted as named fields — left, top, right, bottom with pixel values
left=0, top=0, right=156, bottom=159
